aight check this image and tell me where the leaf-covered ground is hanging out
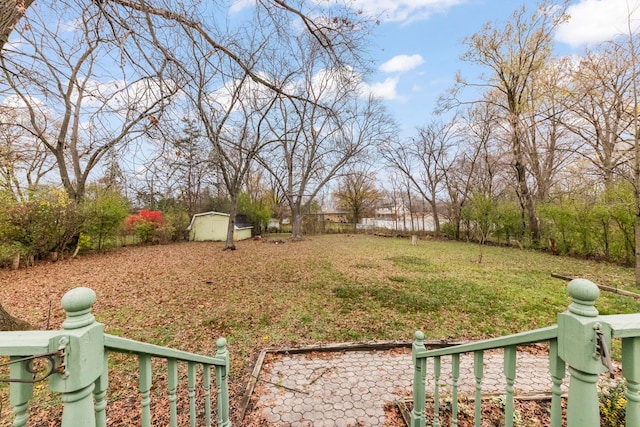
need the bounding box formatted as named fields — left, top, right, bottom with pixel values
left=0, top=234, right=637, bottom=425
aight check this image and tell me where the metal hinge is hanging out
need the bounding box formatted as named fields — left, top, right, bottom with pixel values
left=0, top=350, right=63, bottom=383
left=594, top=324, right=615, bottom=379
left=0, top=336, right=68, bottom=383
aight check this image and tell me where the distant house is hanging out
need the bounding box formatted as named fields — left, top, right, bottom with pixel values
left=321, top=210, right=349, bottom=223
left=359, top=204, right=440, bottom=232
left=187, top=212, right=253, bottom=242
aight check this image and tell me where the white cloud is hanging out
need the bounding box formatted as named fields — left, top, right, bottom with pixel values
left=379, top=54, right=424, bottom=73
left=229, top=0, right=255, bottom=14
left=360, top=77, right=400, bottom=100
left=556, top=0, right=640, bottom=47
left=206, top=71, right=283, bottom=113
left=2, top=95, right=43, bottom=109
left=326, top=0, right=466, bottom=23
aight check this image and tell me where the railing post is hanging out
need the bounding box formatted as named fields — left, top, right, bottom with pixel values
left=48, top=287, right=105, bottom=427
left=215, top=338, right=231, bottom=427
left=410, top=331, right=427, bottom=427
left=557, top=279, right=607, bottom=427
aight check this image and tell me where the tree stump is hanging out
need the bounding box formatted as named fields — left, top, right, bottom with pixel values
left=411, top=235, right=418, bottom=246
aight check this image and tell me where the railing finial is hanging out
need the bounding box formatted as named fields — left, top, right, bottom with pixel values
left=567, top=278, right=599, bottom=317
left=414, top=330, right=425, bottom=344
left=61, top=287, right=97, bottom=329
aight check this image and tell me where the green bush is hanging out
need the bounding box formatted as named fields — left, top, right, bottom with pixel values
left=0, top=241, right=27, bottom=266
left=163, top=206, right=191, bottom=241
left=0, top=188, right=83, bottom=259
left=133, top=221, right=156, bottom=243
left=440, top=222, right=458, bottom=240
left=238, top=192, right=272, bottom=234
left=81, top=186, right=129, bottom=251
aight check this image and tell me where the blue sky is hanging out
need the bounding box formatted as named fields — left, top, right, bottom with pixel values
left=349, top=0, right=640, bottom=138
left=6, top=0, right=639, bottom=143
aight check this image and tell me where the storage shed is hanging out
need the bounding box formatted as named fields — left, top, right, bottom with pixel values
left=187, top=212, right=253, bottom=242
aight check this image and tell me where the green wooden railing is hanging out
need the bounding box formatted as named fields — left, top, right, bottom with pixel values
left=0, top=287, right=231, bottom=427
left=411, top=278, right=640, bottom=427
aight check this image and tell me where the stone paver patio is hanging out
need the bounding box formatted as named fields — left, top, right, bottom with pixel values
left=249, top=346, right=572, bottom=426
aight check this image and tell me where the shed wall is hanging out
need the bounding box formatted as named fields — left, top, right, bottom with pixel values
left=234, top=228, right=252, bottom=241
left=189, top=215, right=229, bottom=241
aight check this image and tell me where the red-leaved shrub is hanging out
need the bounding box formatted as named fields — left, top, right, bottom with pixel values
left=124, top=210, right=166, bottom=243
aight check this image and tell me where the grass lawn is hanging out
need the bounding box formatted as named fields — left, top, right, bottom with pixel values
left=1, top=234, right=638, bottom=423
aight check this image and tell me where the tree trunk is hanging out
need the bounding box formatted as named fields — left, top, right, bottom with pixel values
left=429, top=199, right=440, bottom=236
left=224, top=199, right=238, bottom=251
left=0, top=303, right=31, bottom=331
left=514, top=156, right=540, bottom=246
left=635, top=214, right=640, bottom=286
left=291, top=210, right=304, bottom=239
left=0, top=0, right=35, bottom=51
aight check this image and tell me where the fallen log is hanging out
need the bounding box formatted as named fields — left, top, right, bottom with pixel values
left=551, top=273, right=640, bottom=300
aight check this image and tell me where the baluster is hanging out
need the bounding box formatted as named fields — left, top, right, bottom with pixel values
left=139, top=354, right=152, bottom=427
left=623, top=336, right=640, bottom=426
left=433, top=356, right=441, bottom=427
left=503, top=345, right=516, bottom=427
left=9, top=358, right=33, bottom=427
left=94, top=353, right=109, bottom=427
left=474, top=350, right=483, bottom=427
left=203, top=364, right=212, bottom=427
left=451, top=353, right=459, bottom=427
left=188, top=361, right=197, bottom=427
left=549, top=339, right=565, bottom=427
left=410, top=331, right=427, bottom=427
left=168, top=358, right=178, bottom=427
left=215, top=338, right=231, bottom=427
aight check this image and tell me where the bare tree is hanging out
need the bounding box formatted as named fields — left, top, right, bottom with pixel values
left=516, top=58, right=574, bottom=206
left=181, top=26, right=281, bottom=249
left=380, top=119, right=457, bottom=236
left=262, top=78, right=392, bottom=239
left=562, top=43, right=634, bottom=187
left=450, top=1, right=569, bottom=245
left=1, top=0, right=367, bottom=60
left=1, top=0, right=178, bottom=202
left=613, top=8, right=640, bottom=285
left=0, top=104, right=56, bottom=200
left=442, top=103, right=503, bottom=240
left=133, top=117, right=218, bottom=216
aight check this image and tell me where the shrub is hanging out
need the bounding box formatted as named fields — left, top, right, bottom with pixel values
left=0, top=241, right=27, bottom=267
left=81, top=187, right=129, bottom=251
left=600, top=381, right=626, bottom=427
left=162, top=206, right=191, bottom=241
left=0, top=188, right=83, bottom=260
left=124, top=210, right=166, bottom=243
